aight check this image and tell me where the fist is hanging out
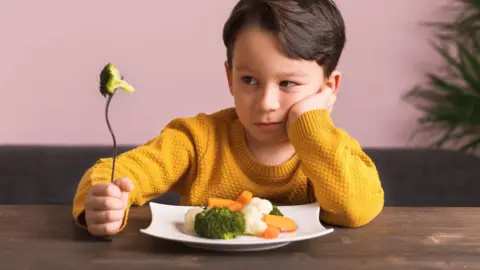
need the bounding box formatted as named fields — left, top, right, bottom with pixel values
left=84, top=178, right=134, bottom=236
left=287, top=87, right=336, bottom=128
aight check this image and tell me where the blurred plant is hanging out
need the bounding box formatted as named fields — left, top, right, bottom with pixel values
left=404, top=0, right=480, bottom=154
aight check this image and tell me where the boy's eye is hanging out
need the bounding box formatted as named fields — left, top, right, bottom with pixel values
left=279, top=81, right=297, bottom=87
left=241, top=76, right=258, bottom=85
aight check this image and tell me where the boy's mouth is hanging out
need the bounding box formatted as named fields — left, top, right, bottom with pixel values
left=255, top=122, right=283, bottom=130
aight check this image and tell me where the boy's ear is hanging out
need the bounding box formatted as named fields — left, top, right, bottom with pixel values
left=325, top=70, right=341, bottom=94
left=224, top=61, right=233, bottom=95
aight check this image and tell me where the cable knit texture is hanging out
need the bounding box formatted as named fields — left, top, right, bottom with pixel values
left=72, top=108, right=384, bottom=231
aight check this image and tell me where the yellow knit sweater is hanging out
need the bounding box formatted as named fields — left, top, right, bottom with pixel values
left=73, top=108, right=384, bottom=230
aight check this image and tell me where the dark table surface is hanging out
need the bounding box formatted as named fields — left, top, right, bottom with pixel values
left=1, top=205, right=479, bottom=270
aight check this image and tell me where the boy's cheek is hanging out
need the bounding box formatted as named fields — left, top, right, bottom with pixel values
left=283, top=90, right=310, bottom=106
left=285, top=93, right=320, bottom=126
left=284, top=92, right=312, bottom=114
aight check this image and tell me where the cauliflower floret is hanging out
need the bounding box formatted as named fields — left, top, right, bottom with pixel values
left=247, top=197, right=273, bottom=215
left=242, top=204, right=262, bottom=221
left=250, top=220, right=268, bottom=234
left=184, top=207, right=204, bottom=234
left=241, top=204, right=268, bottom=235
left=240, top=197, right=275, bottom=236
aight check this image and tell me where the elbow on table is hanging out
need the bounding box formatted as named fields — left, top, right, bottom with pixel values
left=325, top=193, right=385, bottom=228
left=344, top=195, right=385, bottom=228
left=343, top=205, right=383, bottom=228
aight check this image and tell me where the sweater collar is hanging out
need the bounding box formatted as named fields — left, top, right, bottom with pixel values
left=229, top=120, right=300, bottom=182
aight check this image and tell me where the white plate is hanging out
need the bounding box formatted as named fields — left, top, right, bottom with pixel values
left=140, top=202, right=334, bottom=252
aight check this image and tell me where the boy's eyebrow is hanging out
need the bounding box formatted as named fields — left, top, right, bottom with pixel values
left=276, top=71, right=309, bottom=78
left=235, top=66, right=252, bottom=72
left=235, top=66, right=309, bottom=77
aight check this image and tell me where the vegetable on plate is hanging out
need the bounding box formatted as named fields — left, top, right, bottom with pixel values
left=183, top=190, right=298, bottom=240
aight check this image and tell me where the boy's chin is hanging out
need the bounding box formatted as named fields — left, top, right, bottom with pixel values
left=245, top=128, right=290, bottom=144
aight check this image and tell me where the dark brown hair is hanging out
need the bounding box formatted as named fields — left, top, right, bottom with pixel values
left=222, top=0, right=346, bottom=77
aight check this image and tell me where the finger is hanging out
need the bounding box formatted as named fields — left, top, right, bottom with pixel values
left=120, top=191, right=130, bottom=206
left=85, top=210, right=125, bottom=224
left=85, top=196, right=125, bottom=211
left=114, top=178, right=134, bottom=193
left=87, top=221, right=122, bottom=236
left=91, top=183, right=122, bottom=197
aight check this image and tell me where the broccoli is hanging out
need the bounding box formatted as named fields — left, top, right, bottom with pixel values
left=194, top=207, right=246, bottom=239
left=270, top=204, right=284, bottom=216
left=99, top=63, right=135, bottom=97
left=98, top=63, right=135, bottom=182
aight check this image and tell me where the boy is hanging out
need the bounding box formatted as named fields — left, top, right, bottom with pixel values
left=73, top=0, right=384, bottom=236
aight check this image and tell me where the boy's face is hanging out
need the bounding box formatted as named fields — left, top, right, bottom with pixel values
left=225, top=27, right=340, bottom=144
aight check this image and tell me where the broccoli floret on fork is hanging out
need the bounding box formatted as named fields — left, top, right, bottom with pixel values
left=99, top=63, right=135, bottom=182
left=100, top=63, right=135, bottom=96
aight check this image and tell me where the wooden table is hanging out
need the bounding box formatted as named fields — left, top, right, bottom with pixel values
left=1, top=205, right=479, bottom=270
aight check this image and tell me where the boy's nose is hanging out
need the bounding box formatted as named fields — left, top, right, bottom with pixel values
left=258, top=87, right=280, bottom=112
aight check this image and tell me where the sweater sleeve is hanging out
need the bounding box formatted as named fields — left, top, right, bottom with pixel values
left=72, top=117, right=204, bottom=231
left=287, top=109, right=384, bottom=228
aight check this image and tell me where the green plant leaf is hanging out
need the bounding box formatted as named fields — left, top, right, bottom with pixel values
left=458, top=138, right=480, bottom=152
left=426, top=73, right=466, bottom=94
left=457, top=42, right=480, bottom=81
left=406, top=0, right=480, bottom=154
left=431, top=41, right=480, bottom=95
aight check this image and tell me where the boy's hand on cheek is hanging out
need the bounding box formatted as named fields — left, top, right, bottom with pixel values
left=287, top=87, right=336, bottom=128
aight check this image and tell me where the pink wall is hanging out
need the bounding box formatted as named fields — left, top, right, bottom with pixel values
left=0, top=0, right=449, bottom=147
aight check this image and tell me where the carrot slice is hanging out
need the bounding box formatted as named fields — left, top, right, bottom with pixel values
left=263, top=226, right=280, bottom=239
left=262, top=214, right=297, bottom=232
left=236, top=190, right=253, bottom=205
left=228, top=202, right=244, bottom=212
left=207, top=198, right=236, bottom=209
